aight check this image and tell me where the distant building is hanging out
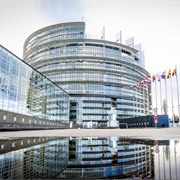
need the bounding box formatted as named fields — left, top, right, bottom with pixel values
left=0, top=45, right=70, bottom=128
left=23, top=22, right=152, bottom=128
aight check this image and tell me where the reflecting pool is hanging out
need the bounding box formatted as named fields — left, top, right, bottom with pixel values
left=0, top=136, right=179, bottom=179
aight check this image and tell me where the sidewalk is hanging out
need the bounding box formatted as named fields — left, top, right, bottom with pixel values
left=1, top=127, right=180, bottom=140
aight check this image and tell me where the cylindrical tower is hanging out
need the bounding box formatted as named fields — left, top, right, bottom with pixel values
left=23, top=22, right=152, bottom=127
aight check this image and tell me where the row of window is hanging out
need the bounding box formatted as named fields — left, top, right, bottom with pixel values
left=0, top=137, right=60, bottom=150
left=25, top=25, right=85, bottom=51
left=2, top=114, right=64, bottom=126
left=27, top=48, right=137, bottom=66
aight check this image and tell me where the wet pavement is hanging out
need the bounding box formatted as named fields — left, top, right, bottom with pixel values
left=1, top=127, right=180, bottom=140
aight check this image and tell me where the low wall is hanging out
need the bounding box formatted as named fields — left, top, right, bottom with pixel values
left=0, top=109, right=69, bottom=130
left=118, top=115, right=169, bottom=128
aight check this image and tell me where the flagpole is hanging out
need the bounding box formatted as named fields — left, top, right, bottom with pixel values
left=136, top=88, right=138, bottom=116
left=175, top=66, right=180, bottom=126
left=150, top=80, right=153, bottom=115
left=147, top=85, right=149, bottom=115
left=165, top=73, right=168, bottom=115
left=170, top=74, right=174, bottom=126
left=155, top=80, right=158, bottom=110
left=141, top=87, right=142, bottom=116
left=159, top=75, right=163, bottom=114
left=143, top=86, right=145, bottom=115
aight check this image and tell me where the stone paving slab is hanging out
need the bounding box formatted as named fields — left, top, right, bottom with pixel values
left=1, top=127, right=180, bottom=140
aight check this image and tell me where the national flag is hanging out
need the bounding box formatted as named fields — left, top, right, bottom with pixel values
left=147, top=76, right=151, bottom=84
left=161, top=71, right=166, bottom=79
left=143, top=78, right=148, bottom=84
left=133, top=85, right=137, bottom=89
left=141, top=84, right=144, bottom=88
left=130, top=84, right=137, bottom=89
left=152, top=75, right=156, bottom=82
left=129, top=85, right=133, bottom=88
left=172, top=68, right=176, bottom=76
left=157, top=74, right=161, bottom=82
left=167, top=69, right=171, bottom=79
left=136, top=82, right=140, bottom=87
left=140, top=81, right=144, bottom=87
left=140, top=80, right=145, bottom=87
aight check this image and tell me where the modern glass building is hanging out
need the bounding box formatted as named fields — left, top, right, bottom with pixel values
left=23, top=22, right=152, bottom=128
left=0, top=45, right=70, bottom=125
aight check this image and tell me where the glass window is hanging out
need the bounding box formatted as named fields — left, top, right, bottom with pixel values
left=3, top=114, right=6, bottom=121
left=1, top=144, right=4, bottom=150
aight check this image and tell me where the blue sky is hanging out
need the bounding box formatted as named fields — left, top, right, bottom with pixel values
left=1, top=0, right=180, bottom=75
left=1, top=0, right=180, bottom=117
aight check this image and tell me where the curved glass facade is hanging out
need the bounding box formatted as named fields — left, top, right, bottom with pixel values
left=23, top=22, right=151, bottom=127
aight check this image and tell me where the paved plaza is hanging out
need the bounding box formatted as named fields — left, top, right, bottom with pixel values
left=1, top=127, right=180, bottom=140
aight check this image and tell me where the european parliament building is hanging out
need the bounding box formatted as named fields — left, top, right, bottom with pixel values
left=0, top=45, right=70, bottom=129
left=23, top=22, right=151, bottom=128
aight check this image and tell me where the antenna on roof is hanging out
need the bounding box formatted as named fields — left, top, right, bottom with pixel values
left=82, top=16, right=84, bottom=22
left=101, top=26, right=105, bottom=40
left=115, top=31, right=122, bottom=43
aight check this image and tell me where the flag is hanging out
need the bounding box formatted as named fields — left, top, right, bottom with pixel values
left=143, top=76, right=151, bottom=84
left=152, top=75, right=156, bottom=82
left=167, top=69, right=171, bottom=79
left=161, top=71, right=166, bottom=79
left=172, top=68, right=176, bottom=76
left=130, top=84, right=137, bottom=89
left=157, top=74, right=161, bottom=82
left=147, top=76, right=151, bottom=84
left=133, top=85, right=137, bottom=89
left=140, top=80, right=145, bottom=87
left=143, top=78, right=148, bottom=84
left=136, top=82, right=140, bottom=87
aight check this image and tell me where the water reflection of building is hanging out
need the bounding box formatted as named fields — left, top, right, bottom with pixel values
left=58, top=137, right=154, bottom=179
left=0, top=137, right=69, bottom=179
left=1, top=137, right=166, bottom=179
left=0, top=137, right=180, bottom=180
